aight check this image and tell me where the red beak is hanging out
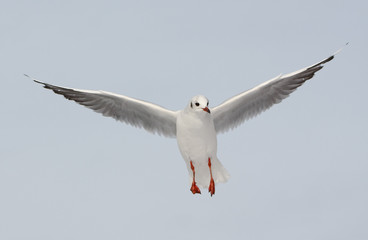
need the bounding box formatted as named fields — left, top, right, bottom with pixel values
left=203, top=107, right=211, bottom=113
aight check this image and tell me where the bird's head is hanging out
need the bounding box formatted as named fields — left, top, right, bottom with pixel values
left=188, top=95, right=210, bottom=114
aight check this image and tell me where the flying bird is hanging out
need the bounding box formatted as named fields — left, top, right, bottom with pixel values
left=27, top=50, right=339, bottom=196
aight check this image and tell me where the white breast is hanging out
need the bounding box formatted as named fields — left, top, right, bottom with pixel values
left=176, top=109, right=217, bottom=164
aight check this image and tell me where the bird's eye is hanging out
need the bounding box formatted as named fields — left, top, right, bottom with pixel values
left=195, top=102, right=200, bottom=107
left=207, top=101, right=209, bottom=106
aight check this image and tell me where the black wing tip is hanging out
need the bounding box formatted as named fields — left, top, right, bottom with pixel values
left=307, top=54, right=335, bottom=71
left=324, top=55, right=334, bottom=64
left=24, top=74, right=46, bottom=86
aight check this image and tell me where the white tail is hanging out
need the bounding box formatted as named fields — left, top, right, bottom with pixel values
left=188, top=157, right=230, bottom=189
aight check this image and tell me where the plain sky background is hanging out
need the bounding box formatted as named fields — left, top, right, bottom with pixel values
left=1, top=0, right=367, bottom=239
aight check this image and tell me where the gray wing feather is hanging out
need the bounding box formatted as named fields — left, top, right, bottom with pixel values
left=31, top=78, right=178, bottom=137
left=212, top=55, right=335, bottom=133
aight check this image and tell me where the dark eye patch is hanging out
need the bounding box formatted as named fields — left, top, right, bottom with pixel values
left=195, top=102, right=200, bottom=106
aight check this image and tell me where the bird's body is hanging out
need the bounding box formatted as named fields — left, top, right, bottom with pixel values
left=177, top=96, right=229, bottom=192
left=27, top=49, right=341, bottom=196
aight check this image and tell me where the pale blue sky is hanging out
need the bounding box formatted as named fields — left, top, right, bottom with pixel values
left=1, top=0, right=367, bottom=239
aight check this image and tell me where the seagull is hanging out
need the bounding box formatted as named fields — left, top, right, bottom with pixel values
left=26, top=50, right=339, bottom=196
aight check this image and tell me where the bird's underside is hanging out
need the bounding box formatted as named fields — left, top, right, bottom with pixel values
left=27, top=47, right=341, bottom=196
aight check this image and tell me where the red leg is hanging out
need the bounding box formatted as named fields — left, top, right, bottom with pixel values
left=208, top=158, right=215, bottom=196
left=190, top=161, right=201, bottom=194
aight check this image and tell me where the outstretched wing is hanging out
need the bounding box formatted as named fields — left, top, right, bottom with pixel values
left=212, top=54, right=335, bottom=134
left=29, top=76, right=178, bottom=137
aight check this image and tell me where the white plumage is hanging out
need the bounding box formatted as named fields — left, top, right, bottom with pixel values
left=26, top=50, right=338, bottom=196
